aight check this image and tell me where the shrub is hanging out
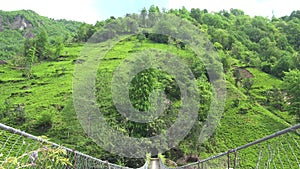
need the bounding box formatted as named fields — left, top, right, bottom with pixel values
left=35, top=112, right=53, bottom=132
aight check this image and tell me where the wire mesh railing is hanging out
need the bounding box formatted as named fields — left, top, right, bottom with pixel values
left=160, top=124, right=300, bottom=169
left=0, top=123, right=148, bottom=169
left=1, top=122, right=299, bottom=169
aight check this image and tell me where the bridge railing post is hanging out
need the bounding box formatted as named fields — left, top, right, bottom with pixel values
left=233, top=150, right=237, bottom=169
left=227, top=150, right=230, bottom=169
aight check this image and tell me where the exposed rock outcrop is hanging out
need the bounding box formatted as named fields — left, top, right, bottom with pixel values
left=11, top=15, right=33, bottom=30
left=0, top=60, right=8, bottom=65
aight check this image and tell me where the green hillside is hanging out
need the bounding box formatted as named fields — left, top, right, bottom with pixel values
left=0, top=7, right=300, bottom=168
left=0, top=10, right=83, bottom=59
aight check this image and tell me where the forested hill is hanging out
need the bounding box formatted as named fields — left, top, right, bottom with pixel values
left=0, top=9, right=83, bottom=59
left=1, top=8, right=300, bottom=79
left=177, top=8, right=300, bottom=79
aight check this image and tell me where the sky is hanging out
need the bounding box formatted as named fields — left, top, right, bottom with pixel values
left=0, top=0, right=300, bottom=24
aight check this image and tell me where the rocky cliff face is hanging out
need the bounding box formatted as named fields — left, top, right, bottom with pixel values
left=0, top=15, right=33, bottom=32
left=11, top=15, right=33, bottom=30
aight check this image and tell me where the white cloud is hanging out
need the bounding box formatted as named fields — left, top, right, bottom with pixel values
left=167, top=0, right=300, bottom=18
left=0, top=0, right=99, bottom=24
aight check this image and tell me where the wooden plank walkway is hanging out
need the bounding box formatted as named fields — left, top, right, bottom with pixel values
left=149, top=158, right=160, bottom=169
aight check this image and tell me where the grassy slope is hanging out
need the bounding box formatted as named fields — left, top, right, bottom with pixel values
left=203, top=66, right=298, bottom=167
left=0, top=39, right=298, bottom=167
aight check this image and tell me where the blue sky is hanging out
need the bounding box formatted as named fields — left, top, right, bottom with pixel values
left=0, top=0, right=299, bottom=24
left=93, top=0, right=168, bottom=19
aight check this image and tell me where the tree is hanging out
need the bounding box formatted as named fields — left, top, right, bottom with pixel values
left=35, top=29, right=50, bottom=60
left=242, top=78, right=254, bottom=94
left=291, top=52, right=300, bottom=69
left=220, top=53, right=230, bottom=73
left=24, top=38, right=36, bottom=60
left=211, top=29, right=234, bottom=50
left=266, top=86, right=285, bottom=110
left=258, top=37, right=277, bottom=61
left=272, top=55, right=293, bottom=78
left=25, top=45, right=36, bottom=78
left=233, top=68, right=242, bottom=87
left=140, top=7, right=147, bottom=27
left=282, top=69, right=300, bottom=119
left=284, top=20, right=300, bottom=50
left=124, top=17, right=138, bottom=33
left=148, top=5, right=160, bottom=27
left=23, top=38, right=37, bottom=78
left=137, top=33, right=146, bottom=46
left=190, top=8, right=203, bottom=23
left=54, top=37, right=64, bottom=59
left=201, top=13, right=227, bottom=29
left=75, top=23, right=96, bottom=42
left=230, top=9, right=244, bottom=16
left=289, top=10, right=300, bottom=20
left=230, top=42, right=247, bottom=60
left=275, top=34, right=289, bottom=50
left=178, top=6, right=190, bottom=19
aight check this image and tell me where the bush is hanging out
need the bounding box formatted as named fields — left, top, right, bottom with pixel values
left=35, top=112, right=53, bottom=132
left=148, top=33, right=169, bottom=44
left=0, top=101, right=27, bottom=125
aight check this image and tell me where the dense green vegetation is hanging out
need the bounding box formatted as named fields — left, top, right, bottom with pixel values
left=0, top=10, right=82, bottom=60
left=0, top=6, right=299, bottom=168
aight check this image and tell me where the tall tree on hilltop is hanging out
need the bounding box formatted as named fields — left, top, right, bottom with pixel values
left=148, top=5, right=160, bottom=27
left=140, top=7, right=147, bottom=27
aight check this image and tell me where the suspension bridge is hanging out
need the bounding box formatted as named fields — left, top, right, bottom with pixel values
left=0, top=122, right=299, bottom=168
